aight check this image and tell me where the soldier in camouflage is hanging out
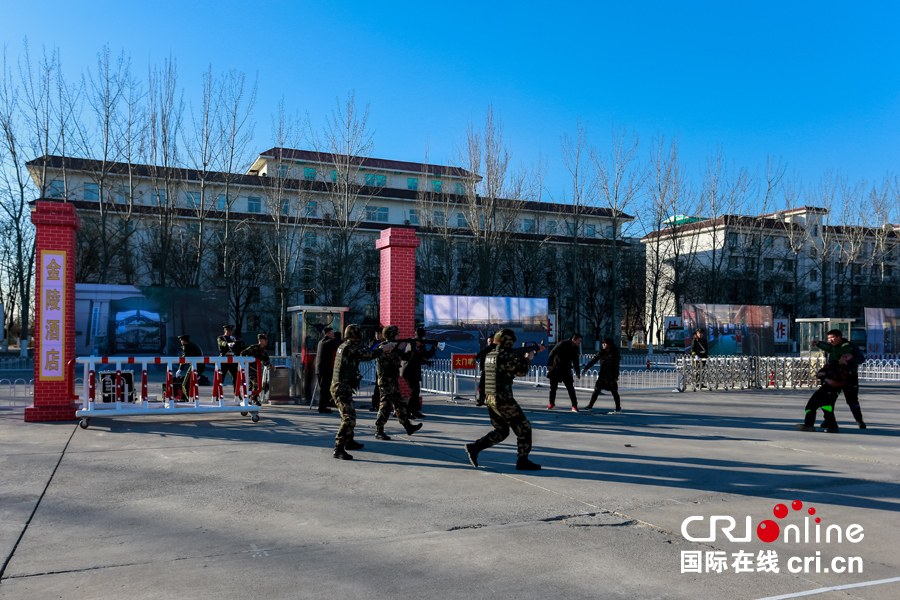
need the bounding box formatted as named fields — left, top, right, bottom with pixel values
left=240, top=333, right=272, bottom=406
left=464, top=328, right=545, bottom=471
left=374, top=326, right=424, bottom=440
left=330, top=324, right=395, bottom=460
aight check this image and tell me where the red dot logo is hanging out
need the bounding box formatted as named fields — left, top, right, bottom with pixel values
left=773, top=504, right=788, bottom=518
left=815, top=518, right=821, bottom=523
left=757, top=520, right=780, bottom=543
left=808, top=507, right=816, bottom=515
left=792, top=500, right=803, bottom=511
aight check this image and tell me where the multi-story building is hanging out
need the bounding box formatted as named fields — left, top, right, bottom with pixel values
left=641, top=206, right=899, bottom=347
left=28, top=147, right=636, bottom=350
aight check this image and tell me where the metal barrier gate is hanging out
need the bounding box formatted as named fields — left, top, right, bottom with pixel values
left=74, top=356, right=265, bottom=428
left=676, top=356, right=827, bottom=391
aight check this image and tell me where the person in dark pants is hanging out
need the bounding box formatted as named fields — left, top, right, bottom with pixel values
left=315, top=327, right=341, bottom=414
left=812, top=329, right=866, bottom=428
left=583, top=338, right=621, bottom=412
left=691, top=329, right=709, bottom=358
left=401, top=327, right=437, bottom=419
left=177, top=334, right=205, bottom=401
left=474, top=334, right=496, bottom=406
left=547, top=333, right=582, bottom=411
left=217, top=324, right=240, bottom=390
left=796, top=353, right=853, bottom=433
left=368, top=330, right=384, bottom=411
left=240, top=333, right=272, bottom=405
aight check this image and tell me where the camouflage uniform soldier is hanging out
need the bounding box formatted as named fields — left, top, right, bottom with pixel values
left=374, top=326, right=424, bottom=440
left=240, top=333, right=272, bottom=406
left=177, top=334, right=204, bottom=401
left=465, top=329, right=544, bottom=471
left=330, top=324, right=394, bottom=460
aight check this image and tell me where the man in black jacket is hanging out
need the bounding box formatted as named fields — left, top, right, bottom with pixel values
left=401, top=327, right=437, bottom=419
left=547, top=333, right=582, bottom=411
left=474, top=333, right=496, bottom=407
left=315, top=327, right=341, bottom=414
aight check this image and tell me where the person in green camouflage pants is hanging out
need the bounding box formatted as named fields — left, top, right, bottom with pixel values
left=374, top=326, right=424, bottom=440
left=330, top=324, right=394, bottom=460
left=240, top=333, right=272, bottom=406
left=465, top=328, right=545, bottom=471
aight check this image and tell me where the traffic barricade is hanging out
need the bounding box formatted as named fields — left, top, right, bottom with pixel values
left=74, top=355, right=264, bottom=429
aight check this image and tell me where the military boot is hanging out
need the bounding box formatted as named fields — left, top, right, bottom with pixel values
left=464, top=442, right=483, bottom=468
left=375, top=430, right=392, bottom=441
left=405, top=422, right=423, bottom=436
left=345, top=438, right=364, bottom=450
left=333, top=443, right=353, bottom=460
left=516, top=456, right=541, bottom=471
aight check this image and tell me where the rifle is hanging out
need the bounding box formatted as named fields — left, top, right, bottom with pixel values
left=397, top=338, right=446, bottom=351
left=511, top=339, right=546, bottom=356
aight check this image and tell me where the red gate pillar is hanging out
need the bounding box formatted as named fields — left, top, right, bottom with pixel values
left=25, top=201, right=81, bottom=422
left=375, top=228, right=420, bottom=401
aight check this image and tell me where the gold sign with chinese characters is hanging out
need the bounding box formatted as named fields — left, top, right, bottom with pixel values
left=39, top=250, right=66, bottom=381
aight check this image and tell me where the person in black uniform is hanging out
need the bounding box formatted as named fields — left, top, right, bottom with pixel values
left=217, top=324, right=240, bottom=390
left=583, top=338, right=621, bottom=412
left=177, top=334, right=205, bottom=401
left=401, top=327, right=437, bottom=419
left=691, top=329, right=709, bottom=358
left=547, top=333, right=582, bottom=411
left=368, top=330, right=384, bottom=412
left=474, top=334, right=497, bottom=407
left=315, top=327, right=341, bottom=414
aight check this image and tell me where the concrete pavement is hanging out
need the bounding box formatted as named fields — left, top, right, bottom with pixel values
left=1, top=382, right=898, bottom=599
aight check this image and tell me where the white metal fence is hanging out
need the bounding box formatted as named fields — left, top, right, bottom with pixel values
left=0, top=356, right=33, bottom=371
left=0, top=378, right=34, bottom=407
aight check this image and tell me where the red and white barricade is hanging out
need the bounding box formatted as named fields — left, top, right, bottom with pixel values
left=74, top=355, right=266, bottom=429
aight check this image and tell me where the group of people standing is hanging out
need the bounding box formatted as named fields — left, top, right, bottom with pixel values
left=175, top=325, right=271, bottom=402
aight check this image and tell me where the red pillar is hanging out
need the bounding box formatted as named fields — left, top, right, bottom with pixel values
left=375, top=228, right=420, bottom=338
left=25, top=201, right=81, bottom=422
left=375, top=228, right=420, bottom=402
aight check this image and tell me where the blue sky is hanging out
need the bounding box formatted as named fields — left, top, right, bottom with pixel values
left=3, top=1, right=899, bottom=206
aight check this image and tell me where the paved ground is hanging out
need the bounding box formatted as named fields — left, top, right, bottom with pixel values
left=1, top=381, right=898, bottom=600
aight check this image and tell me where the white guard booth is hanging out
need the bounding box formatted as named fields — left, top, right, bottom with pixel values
left=74, top=355, right=265, bottom=428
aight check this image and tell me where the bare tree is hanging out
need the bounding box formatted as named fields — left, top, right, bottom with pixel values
left=593, top=122, right=644, bottom=341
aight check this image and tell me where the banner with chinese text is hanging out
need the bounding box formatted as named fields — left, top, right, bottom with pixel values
left=39, top=250, right=66, bottom=380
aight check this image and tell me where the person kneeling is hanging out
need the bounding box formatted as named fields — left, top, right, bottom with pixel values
left=796, top=353, right=853, bottom=434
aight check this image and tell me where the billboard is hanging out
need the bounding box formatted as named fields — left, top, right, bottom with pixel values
left=682, top=304, right=775, bottom=356
left=864, top=308, right=900, bottom=358
left=423, top=295, right=550, bottom=364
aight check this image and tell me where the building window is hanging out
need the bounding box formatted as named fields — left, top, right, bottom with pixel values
left=407, top=178, right=418, bottom=190
left=153, top=189, right=167, bottom=205
left=586, top=224, right=596, bottom=237
left=280, top=197, right=292, bottom=215
left=810, top=291, right=818, bottom=304
left=783, top=282, right=793, bottom=293
left=304, top=232, right=317, bottom=248
left=524, top=219, right=535, bottom=233
left=331, top=170, right=338, bottom=182
left=727, top=232, right=738, bottom=246
left=434, top=211, right=445, bottom=227
left=763, top=236, right=773, bottom=248
left=810, top=270, right=817, bottom=282
left=457, top=213, right=466, bottom=228
left=247, top=315, right=260, bottom=329
left=365, top=304, right=377, bottom=318
left=811, top=225, right=818, bottom=237
left=186, top=192, right=201, bottom=209
left=117, top=186, right=130, bottom=203
left=303, top=167, right=316, bottom=181
left=365, top=206, right=389, bottom=222
left=764, top=258, right=774, bottom=271
left=408, top=209, right=419, bottom=225
left=455, top=182, right=465, bottom=195
left=851, top=263, right=861, bottom=277
left=276, top=165, right=289, bottom=178
left=548, top=221, right=557, bottom=235
left=745, top=257, right=757, bottom=271
left=84, top=183, right=99, bottom=201
left=886, top=265, right=894, bottom=277
left=782, top=259, right=794, bottom=272
left=432, top=180, right=442, bottom=193
left=365, top=174, right=387, bottom=187
left=306, top=201, right=317, bottom=217
left=217, top=194, right=229, bottom=211
left=248, top=197, right=261, bottom=213
left=47, top=180, right=64, bottom=198
left=728, top=256, right=738, bottom=269
left=479, top=215, right=485, bottom=229
left=606, top=225, right=614, bottom=239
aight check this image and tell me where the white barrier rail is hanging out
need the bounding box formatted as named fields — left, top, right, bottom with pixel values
left=0, top=356, right=34, bottom=371
left=0, top=378, right=34, bottom=407
left=74, top=356, right=263, bottom=428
